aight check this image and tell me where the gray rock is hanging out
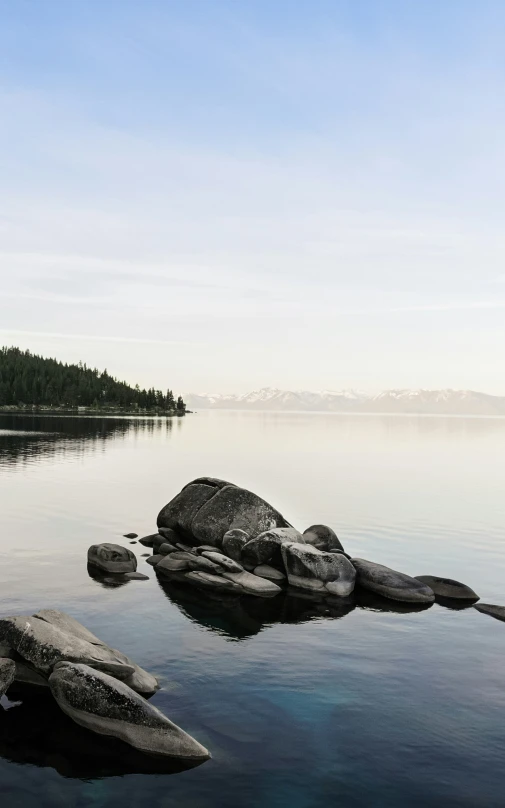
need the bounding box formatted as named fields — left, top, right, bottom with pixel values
left=123, top=533, right=138, bottom=539
left=176, top=543, right=197, bottom=553
left=241, top=527, right=304, bottom=569
left=124, top=572, right=150, bottom=581
left=0, top=658, right=15, bottom=696
left=196, top=545, right=220, bottom=554
left=157, top=527, right=181, bottom=542
left=222, top=529, right=250, bottom=563
left=201, top=551, right=243, bottom=572
left=88, top=544, right=137, bottom=574
left=139, top=533, right=163, bottom=548
left=253, top=564, right=286, bottom=581
left=158, top=478, right=291, bottom=548
left=185, top=571, right=243, bottom=593
left=0, top=612, right=159, bottom=696
left=352, top=559, right=435, bottom=603
left=415, top=576, right=479, bottom=601
left=303, top=524, right=344, bottom=553
left=146, top=554, right=163, bottom=566
left=49, top=662, right=209, bottom=761
left=222, top=570, right=282, bottom=597
left=155, top=552, right=221, bottom=575
left=281, top=543, right=356, bottom=596
left=473, top=603, right=505, bottom=622
left=158, top=542, right=178, bottom=555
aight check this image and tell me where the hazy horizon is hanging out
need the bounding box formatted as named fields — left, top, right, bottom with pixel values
left=2, top=2, right=505, bottom=394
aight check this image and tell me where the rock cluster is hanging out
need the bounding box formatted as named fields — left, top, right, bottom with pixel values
left=0, top=609, right=209, bottom=764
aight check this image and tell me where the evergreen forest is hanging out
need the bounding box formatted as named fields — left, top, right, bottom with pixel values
left=0, top=347, right=186, bottom=413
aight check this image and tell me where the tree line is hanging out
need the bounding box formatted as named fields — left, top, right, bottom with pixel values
left=0, top=347, right=186, bottom=413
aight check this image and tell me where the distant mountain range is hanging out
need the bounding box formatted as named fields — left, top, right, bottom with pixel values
left=185, top=387, right=505, bottom=415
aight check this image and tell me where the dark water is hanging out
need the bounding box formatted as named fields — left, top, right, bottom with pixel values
left=1, top=411, right=505, bottom=808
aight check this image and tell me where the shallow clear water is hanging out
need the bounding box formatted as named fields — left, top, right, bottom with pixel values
left=1, top=411, right=505, bottom=807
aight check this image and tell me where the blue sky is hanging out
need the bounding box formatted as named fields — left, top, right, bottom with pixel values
left=1, top=1, right=505, bottom=393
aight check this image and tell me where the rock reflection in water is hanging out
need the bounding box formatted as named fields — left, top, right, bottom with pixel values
left=86, top=563, right=131, bottom=588
left=0, top=689, right=203, bottom=779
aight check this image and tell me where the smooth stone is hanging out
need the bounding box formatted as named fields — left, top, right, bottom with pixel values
left=158, top=483, right=219, bottom=536
left=34, top=609, right=106, bottom=645
left=176, top=543, right=197, bottom=553
left=124, top=572, right=149, bottom=581
left=88, top=543, right=137, bottom=574
left=415, top=576, right=479, bottom=601
left=141, top=553, right=150, bottom=557
left=123, top=533, right=138, bottom=539
left=201, top=551, right=243, bottom=572
left=130, top=541, right=137, bottom=545
left=352, top=559, right=435, bottom=603
left=156, top=552, right=221, bottom=575
left=158, top=542, right=178, bottom=555
left=303, top=525, right=344, bottom=553
left=139, top=533, right=163, bottom=548
left=222, top=529, right=250, bottom=563
left=185, top=571, right=243, bottom=593
left=241, top=528, right=305, bottom=569
left=146, top=555, right=163, bottom=566
left=0, top=659, right=16, bottom=697
left=157, top=527, right=181, bottom=542
left=473, top=603, right=505, bottom=622
left=253, top=564, right=286, bottom=581
left=196, top=545, right=220, bottom=554
left=222, top=570, right=282, bottom=597
left=49, top=662, right=209, bottom=761
left=282, top=543, right=356, bottom=596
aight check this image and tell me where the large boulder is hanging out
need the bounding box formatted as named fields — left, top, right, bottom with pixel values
left=88, top=544, right=137, bottom=573
left=49, top=662, right=209, bottom=761
left=241, top=528, right=304, bottom=570
left=414, top=576, right=479, bottom=601
left=303, top=525, right=344, bottom=553
left=0, top=612, right=158, bottom=695
left=352, top=559, right=435, bottom=604
left=473, top=603, right=505, bottom=622
left=0, top=658, right=15, bottom=696
left=281, top=543, right=356, bottom=596
left=157, top=478, right=291, bottom=547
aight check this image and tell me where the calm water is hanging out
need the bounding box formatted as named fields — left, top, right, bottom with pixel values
left=1, top=411, right=505, bottom=808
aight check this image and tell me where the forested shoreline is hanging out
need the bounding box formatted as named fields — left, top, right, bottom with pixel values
left=0, top=347, right=186, bottom=414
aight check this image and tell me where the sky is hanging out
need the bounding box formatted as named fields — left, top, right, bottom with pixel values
left=1, top=0, right=505, bottom=395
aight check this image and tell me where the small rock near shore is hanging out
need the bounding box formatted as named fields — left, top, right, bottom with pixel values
left=352, top=559, right=435, bottom=604
left=303, top=525, right=344, bottom=553
left=415, top=576, right=479, bottom=601
left=88, top=544, right=137, bottom=574
left=473, top=603, right=505, bottom=622
left=123, top=533, right=138, bottom=539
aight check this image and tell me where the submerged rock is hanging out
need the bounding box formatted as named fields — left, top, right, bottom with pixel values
left=0, top=658, right=15, bottom=696
left=415, top=576, right=479, bottom=601
left=123, top=533, right=138, bottom=539
left=302, top=525, right=344, bottom=553
left=473, top=603, right=505, bottom=622
left=157, top=478, right=291, bottom=547
left=241, top=527, right=304, bottom=569
left=281, top=543, right=356, bottom=596
left=352, top=559, right=435, bottom=603
left=124, top=572, right=149, bottom=581
left=49, top=662, right=210, bottom=761
left=88, top=544, right=137, bottom=574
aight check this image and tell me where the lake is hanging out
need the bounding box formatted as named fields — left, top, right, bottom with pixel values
left=1, top=410, right=505, bottom=808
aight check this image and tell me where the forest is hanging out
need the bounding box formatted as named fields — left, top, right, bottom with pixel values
left=0, top=347, right=186, bottom=413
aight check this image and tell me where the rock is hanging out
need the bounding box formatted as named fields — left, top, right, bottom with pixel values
left=241, top=527, right=304, bottom=569
left=473, top=603, right=505, bottom=622
left=415, top=576, right=479, bottom=601
left=123, top=533, right=138, bottom=539
left=124, top=572, right=149, bottom=581
left=351, top=559, right=435, bottom=603
left=281, top=543, right=356, bottom=596
left=146, top=555, right=163, bottom=566
left=34, top=609, right=106, bottom=645
left=158, top=542, right=178, bottom=555
left=303, top=525, right=344, bottom=553
left=185, top=571, right=243, bottom=593
left=14, top=659, right=49, bottom=687
left=155, top=552, right=221, bottom=575
left=176, top=543, right=197, bottom=554
left=0, top=658, right=15, bottom=696
left=130, top=541, right=137, bottom=545
left=138, top=533, right=163, bottom=548
left=253, top=564, right=286, bottom=581
left=222, top=570, right=282, bottom=597
left=157, top=527, right=181, bottom=542
left=196, top=545, right=220, bottom=554
left=222, top=529, right=250, bottom=563
left=201, top=551, right=243, bottom=572
left=158, top=478, right=291, bottom=547
left=88, top=544, right=137, bottom=574
left=49, top=662, right=209, bottom=761
left=141, top=553, right=150, bottom=557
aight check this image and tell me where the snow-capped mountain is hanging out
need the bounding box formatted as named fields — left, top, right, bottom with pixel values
left=185, top=387, right=505, bottom=415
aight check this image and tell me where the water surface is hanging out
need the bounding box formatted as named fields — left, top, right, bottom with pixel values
left=1, top=411, right=505, bottom=807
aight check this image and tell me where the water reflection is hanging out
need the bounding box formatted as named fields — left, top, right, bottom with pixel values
left=86, top=563, right=131, bottom=588
left=0, top=414, right=175, bottom=468
left=156, top=576, right=435, bottom=639
left=0, top=690, right=201, bottom=778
